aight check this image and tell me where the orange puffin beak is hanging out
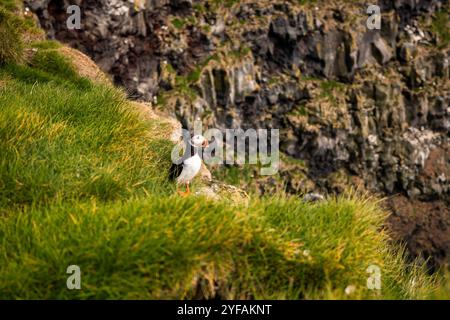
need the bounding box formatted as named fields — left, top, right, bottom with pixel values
left=202, top=140, right=209, bottom=148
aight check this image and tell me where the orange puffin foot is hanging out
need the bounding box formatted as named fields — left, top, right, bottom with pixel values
left=177, top=183, right=191, bottom=197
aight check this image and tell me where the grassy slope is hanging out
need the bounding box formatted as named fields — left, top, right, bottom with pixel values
left=0, top=66, right=172, bottom=207
left=0, top=193, right=433, bottom=299
left=0, top=2, right=441, bottom=299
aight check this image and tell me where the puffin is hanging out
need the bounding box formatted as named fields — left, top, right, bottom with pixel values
left=170, top=134, right=209, bottom=196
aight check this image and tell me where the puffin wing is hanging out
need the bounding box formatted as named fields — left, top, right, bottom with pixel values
left=169, top=162, right=183, bottom=181
left=169, top=140, right=193, bottom=182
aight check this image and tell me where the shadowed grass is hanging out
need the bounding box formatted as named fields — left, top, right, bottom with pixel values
left=3, top=56, right=92, bottom=90
left=29, top=49, right=92, bottom=89
left=0, top=193, right=435, bottom=299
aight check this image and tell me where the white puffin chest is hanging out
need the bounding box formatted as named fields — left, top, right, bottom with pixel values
left=177, top=153, right=202, bottom=183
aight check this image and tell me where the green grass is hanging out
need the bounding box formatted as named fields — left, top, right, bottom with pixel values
left=0, top=50, right=173, bottom=208
left=171, top=18, right=185, bottom=30
left=192, top=3, right=206, bottom=13
left=0, top=8, right=24, bottom=65
left=0, top=193, right=435, bottom=299
left=230, top=47, right=251, bottom=59
left=432, top=10, right=450, bottom=48
left=297, top=0, right=318, bottom=6
left=210, top=0, right=240, bottom=9
left=0, top=0, right=21, bottom=11
left=428, top=271, right=450, bottom=300
left=289, top=103, right=309, bottom=117
left=213, top=164, right=257, bottom=187
left=30, top=40, right=62, bottom=50
left=29, top=49, right=92, bottom=89
left=171, top=16, right=196, bottom=30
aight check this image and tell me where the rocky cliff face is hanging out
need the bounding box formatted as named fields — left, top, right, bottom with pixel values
left=25, top=0, right=449, bottom=269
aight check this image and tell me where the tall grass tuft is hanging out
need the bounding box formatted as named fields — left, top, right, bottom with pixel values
left=0, top=8, right=24, bottom=65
